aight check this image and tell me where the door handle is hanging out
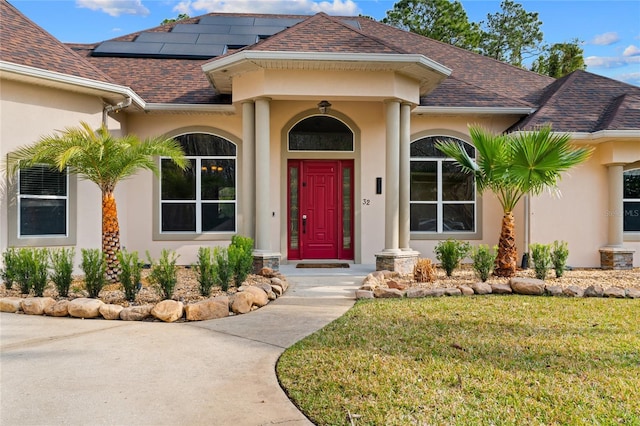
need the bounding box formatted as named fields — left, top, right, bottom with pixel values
left=302, top=214, right=307, bottom=234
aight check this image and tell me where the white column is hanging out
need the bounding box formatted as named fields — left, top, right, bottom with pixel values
left=399, top=102, right=411, bottom=250
left=607, top=164, right=624, bottom=247
left=255, top=98, right=271, bottom=252
left=241, top=101, right=255, bottom=241
left=384, top=100, right=400, bottom=253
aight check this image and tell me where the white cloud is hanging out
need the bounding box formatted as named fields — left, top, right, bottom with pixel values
left=173, top=0, right=359, bottom=16
left=590, top=32, right=620, bottom=46
left=76, top=0, right=150, bottom=17
left=586, top=55, right=640, bottom=69
left=614, top=72, right=640, bottom=86
left=623, top=45, right=640, bottom=57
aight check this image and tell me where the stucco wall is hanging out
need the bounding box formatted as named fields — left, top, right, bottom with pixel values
left=0, top=79, right=112, bottom=268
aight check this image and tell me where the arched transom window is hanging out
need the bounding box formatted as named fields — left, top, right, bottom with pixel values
left=160, top=133, right=236, bottom=233
left=410, top=136, right=476, bottom=233
left=288, top=116, right=353, bottom=151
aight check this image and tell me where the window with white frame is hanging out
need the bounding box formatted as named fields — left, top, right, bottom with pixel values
left=623, top=169, right=640, bottom=232
left=18, top=165, right=68, bottom=237
left=160, top=133, right=236, bottom=233
left=410, top=136, right=476, bottom=233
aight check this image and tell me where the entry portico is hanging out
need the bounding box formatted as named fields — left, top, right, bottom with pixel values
left=202, top=49, right=451, bottom=269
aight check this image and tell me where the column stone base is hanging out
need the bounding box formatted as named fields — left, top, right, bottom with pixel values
left=599, top=247, right=635, bottom=270
left=375, top=250, right=420, bottom=276
left=252, top=252, right=281, bottom=273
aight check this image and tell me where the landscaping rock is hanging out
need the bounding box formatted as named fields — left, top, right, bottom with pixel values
left=355, top=290, right=374, bottom=299
left=45, top=300, right=69, bottom=317
left=563, top=286, right=584, bottom=297
left=21, top=297, right=56, bottom=316
left=626, top=288, right=640, bottom=299
left=231, top=292, right=254, bottom=314
left=243, top=286, right=269, bottom=307
left=458, top=286, right=474, bottom=296
left=471, top=282, right=492, bottom=295
left=267, top=291, right=277, bottom=301
left=271, top=284, right=283, bottom=297
left=0, top=297, right=23, bottom=313
left=545, top=285, right=563, bottom=297
left=603, top=287, right=626, bottom=298
left=584, top=285, right=604, bottom=297
left=387, top=280, right=408, bottom=291
left=152, top=300, right=184, bottom=322
left=373, top=287, right=404, bottom=298
left=491, top=283, right=513, bottom=294
left=99, top=304, right=124, bottom=320
left=270, top=277, right=288, bottom=292
left=185, top=297, right=229, bottom=321
left=120, top=304, right=153, bottom=321
left=510, top=278, right=545, bottom=295
left=68, top=298, right=104, bottom=319
left=444, top=287, right=462, bottom=296
left=259, top=267, right=276, bottom=278
left=405, top=288, right=444, bottom=298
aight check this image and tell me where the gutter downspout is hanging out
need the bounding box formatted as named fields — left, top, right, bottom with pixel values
left=102, top=97, right=132, bottom=127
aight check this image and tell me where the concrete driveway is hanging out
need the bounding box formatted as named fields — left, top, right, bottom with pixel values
left=0, top=265, right=369, bottom=426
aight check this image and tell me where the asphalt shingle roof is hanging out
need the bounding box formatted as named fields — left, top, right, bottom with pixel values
left=511, top=70, right=640, bottom=132
left=0, top=0, right=113, bottom=83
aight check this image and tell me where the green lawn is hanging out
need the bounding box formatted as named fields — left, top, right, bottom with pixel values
left=277, top=296, right=640, bottom=425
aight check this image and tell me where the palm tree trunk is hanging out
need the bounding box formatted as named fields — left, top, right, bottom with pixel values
left=495, top=212, right=517, bottom=277
left=102, top=190, right=121, bottom=282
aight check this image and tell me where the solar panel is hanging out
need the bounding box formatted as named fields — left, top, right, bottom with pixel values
left=253, top=17, right=303, bottom=27
left=172, top=23, right=231, bottom=34
left=93, top=41, right=164, bottom=56
left=199, top=16, right=256, bottom=26
left=159, top=43, right=226, bottom=57
left=196, top=34, right=257, bottom=46
left=136, top=32, right=199, bottom=44
left=229, top=25, right=287, bottom=35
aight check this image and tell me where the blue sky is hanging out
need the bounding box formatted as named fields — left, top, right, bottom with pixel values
left=10, top=0, right=640, bottom=86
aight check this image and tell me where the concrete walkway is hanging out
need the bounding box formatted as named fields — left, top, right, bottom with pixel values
left=0, top=265, right=371, bottom=426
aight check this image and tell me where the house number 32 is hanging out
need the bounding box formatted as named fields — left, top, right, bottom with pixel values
left=362, top=199, right=371, bottom=205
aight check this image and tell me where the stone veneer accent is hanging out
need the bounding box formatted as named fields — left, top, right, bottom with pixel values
left=253, top=253, right=280, bottom=272
left=599, top=247, right=635, bottom=270
left=375, top=251, right=419, bottom=276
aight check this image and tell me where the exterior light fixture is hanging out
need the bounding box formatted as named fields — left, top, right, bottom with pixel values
left=317, top=100, right=331, bottom=114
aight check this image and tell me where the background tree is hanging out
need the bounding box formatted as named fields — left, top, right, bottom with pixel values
left=161, top=13, right=189, bottom=25
left=531, top=39, right=586, bottom=78
left=436, top=126, right=592, bottom=277
left=479, top=0, right=544, bottom=67
left=383, top=0, right=481, bottom=51
left=6, top=122, right=187, bottom=282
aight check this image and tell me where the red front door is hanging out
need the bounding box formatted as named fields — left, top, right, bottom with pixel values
left=288, top=160, right=353, bottom=260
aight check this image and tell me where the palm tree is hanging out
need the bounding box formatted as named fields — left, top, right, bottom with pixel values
left=6, top=122, right=187, bottom=281
left=436, top=125, right=592, bottom=277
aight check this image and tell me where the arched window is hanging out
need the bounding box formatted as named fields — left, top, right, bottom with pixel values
left=410, top=136, right=475, bottom=233
left=288, top=116, right=353, bottom=151
left=624, top=169, right=640, bottom=232
left=160, top=133, right=236, bottom=233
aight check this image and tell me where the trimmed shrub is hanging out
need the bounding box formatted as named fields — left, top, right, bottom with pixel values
left=414, top=258, right=436, bottom=283
left=471, top=245, right=497, bottom=282
left=50, top=248, right=75, bottom=297
left=229, top=235, right=254, bottom=286
left=1, top=248, right=19, bottom=290
left=117, top=249, right=142, bottom=302
left=194, top=247, right=217, bottom=297
left=530, top=243, right=552, bottom=281
left=81, top=248, right=106, bottom=298
left=213, top=247, right=232, bottom=292
left=29, top=248, right=49, bottom=297
left=14, top=248, right=35, bottom=294
left=434, top=240, right=471, bottom=277
left=551, top=240, right=569, bottom=278
left=147, top=249, right=179, bottom=299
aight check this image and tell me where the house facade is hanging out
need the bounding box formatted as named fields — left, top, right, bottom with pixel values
left=1, top=0, right=639, bottom=271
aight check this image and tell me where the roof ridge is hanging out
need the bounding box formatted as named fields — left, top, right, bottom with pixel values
left=594, top=93, right=627, bottom=131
